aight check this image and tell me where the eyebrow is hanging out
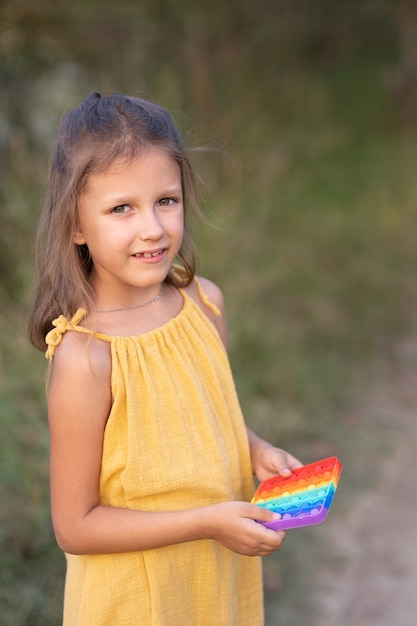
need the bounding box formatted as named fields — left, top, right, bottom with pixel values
left=157, top=186, right=183, bottom=196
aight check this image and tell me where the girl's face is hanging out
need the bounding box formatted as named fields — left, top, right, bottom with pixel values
left=74, top=147, right=184, bottom=306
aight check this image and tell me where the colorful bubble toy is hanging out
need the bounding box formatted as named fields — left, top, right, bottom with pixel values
left=251, top=456, right=342, bottom=530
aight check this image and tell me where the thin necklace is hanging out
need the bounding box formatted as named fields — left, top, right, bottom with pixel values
left=94, top=287, right=162, bottom=313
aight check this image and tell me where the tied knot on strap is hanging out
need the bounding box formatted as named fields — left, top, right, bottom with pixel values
left=45, top=308, right=87, bottom=360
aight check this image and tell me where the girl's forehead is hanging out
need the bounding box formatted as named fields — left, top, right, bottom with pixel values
left=93, top=146, right=178, bottom=176
left=81, top=148, right=181, bottom=195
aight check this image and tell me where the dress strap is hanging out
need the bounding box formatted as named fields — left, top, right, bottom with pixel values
left=170, top=264, right=220, bottom=317
left=192, top=277, right=221, bottom=317
left=45, top=308, right=111, bottom=361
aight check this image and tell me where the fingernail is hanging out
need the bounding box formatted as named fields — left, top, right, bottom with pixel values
left=272, top=513, right=282, bottom=519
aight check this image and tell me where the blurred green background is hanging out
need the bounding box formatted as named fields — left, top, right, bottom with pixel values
left=1, top=1, right=417, bottom=624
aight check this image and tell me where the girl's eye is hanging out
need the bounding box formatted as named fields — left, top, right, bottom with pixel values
left=112, top=204, right=130, bottom=214
left=158, top=197, right=175, bottom=206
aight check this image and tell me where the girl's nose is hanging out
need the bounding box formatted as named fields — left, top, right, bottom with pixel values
left=136, top=208, right=164, bottom=240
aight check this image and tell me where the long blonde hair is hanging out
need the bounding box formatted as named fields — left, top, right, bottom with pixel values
left=28, top=92, right=201, bottom=351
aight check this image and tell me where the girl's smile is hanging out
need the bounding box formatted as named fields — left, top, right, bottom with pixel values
left=74, top=147, right=184, bottom=308
left=133, top=248, right=167, bottom=261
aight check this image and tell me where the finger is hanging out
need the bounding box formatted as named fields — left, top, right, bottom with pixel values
left=288, top=454, right=303, bottom=470
left=245, top=504, right=281, bottom=524
left=273, top=453, right=303, bottom=477
left=257, top=529, right=287, bottom=554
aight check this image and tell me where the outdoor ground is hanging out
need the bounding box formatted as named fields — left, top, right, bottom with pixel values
left=262, top=321, right=417, bottom=626
left=313, top=330, right=417, bottom=625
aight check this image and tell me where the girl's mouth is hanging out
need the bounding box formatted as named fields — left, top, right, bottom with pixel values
left=134, top=249, right=165, bottom=259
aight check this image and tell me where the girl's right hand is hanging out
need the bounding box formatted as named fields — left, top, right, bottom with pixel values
left=202, top=501, right=286, bottom=557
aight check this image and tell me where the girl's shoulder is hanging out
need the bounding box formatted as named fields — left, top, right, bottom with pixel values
left=182, top=276, right=224, bottom=313
left=193, top=276, right=224, bottom=308
left=49, top=326, right=112, bottom=389
left=183, top=276, right=228, bottom=347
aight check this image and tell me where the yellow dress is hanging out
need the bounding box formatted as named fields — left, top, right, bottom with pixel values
left=46, top=285, right=263, bottom=626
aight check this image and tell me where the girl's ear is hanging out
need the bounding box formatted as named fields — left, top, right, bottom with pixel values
left=73, top=228, right=86, bottom=245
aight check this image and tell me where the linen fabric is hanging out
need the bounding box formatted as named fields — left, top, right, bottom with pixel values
left=46, top=286, right=263, bottom=626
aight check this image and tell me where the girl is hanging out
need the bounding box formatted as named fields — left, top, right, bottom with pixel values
left=29, top=92, right=302, bottom=625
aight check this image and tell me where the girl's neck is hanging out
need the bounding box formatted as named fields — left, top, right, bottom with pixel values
left=86, top=284, right=184, bottom=338
left=94, top=286, right=163, bottom=314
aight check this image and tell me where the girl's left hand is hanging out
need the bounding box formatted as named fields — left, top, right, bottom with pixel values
left=254, top=445, right=303, bottom=482
left=247, top=426, right=304, bottom=482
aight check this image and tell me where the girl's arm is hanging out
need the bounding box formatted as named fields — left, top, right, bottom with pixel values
left=196, top=278, right=303, bottom=481
left=47, top=328, right=284, bottom=557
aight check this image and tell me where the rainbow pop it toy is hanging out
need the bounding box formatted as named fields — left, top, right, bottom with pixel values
left=251, top=456, right=342, bottom=531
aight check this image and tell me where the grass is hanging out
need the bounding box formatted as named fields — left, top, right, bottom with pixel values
left=196, top=60, right=417, bottom=622
left=2, top=51, right=417, bottom=624
left=0, top=309, right=65, bottom=625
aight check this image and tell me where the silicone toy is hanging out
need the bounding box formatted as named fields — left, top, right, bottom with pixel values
left=251, top=456, right=342, bottom=530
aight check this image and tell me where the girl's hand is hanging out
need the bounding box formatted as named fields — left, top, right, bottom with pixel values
left=253, top=445, right=303, bottom=483
left=203, top=501, right=287, bottom=557
left=247, top=428, right=303, bottom=483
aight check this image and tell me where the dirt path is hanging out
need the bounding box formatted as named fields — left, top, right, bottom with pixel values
left=316, top=336, right=417, bottom=626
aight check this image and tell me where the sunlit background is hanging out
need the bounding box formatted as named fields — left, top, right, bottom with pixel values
left=1, top=1, right=417, bottom=624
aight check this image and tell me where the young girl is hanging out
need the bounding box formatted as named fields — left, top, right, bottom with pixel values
left=28, top=92, right=302, bottom=626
